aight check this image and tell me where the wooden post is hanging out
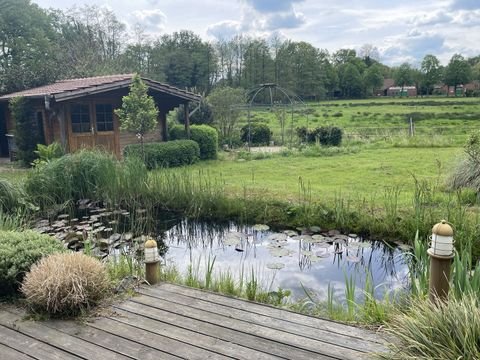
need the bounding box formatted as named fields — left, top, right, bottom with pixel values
left=428, top=250, right=454, bottom=302
left=184, top=102, right=190, bottom=139
left=144, top=239, right=160, bottom=285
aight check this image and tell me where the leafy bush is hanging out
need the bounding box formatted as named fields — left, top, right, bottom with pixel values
left=32, top=142, right=64, bottom=167
left=0, top=230, right=64, bottom=295
left=296, top=126, right=343, bottom=146
left=240, top=123, right=272, bottom=145
left=170, top=125, right=218, bottom=159
left=124, top=140, right=200, bottom=169
left=384, top=295, right=480, bottom=360
left=21, top=252, right=110, bottom=315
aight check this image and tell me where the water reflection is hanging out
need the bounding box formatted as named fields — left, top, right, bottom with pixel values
left=161, top=219, right=408, bottom=301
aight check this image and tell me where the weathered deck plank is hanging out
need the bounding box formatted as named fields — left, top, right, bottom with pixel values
left=0, top=283, right=388, bottom=360
left=0, top=343, right=36, bottom=360
left=124, top=293, right=363, bottom=359
left=0, top=324, right=81, bottom=360
left=138, top=286, right=386, bottom=353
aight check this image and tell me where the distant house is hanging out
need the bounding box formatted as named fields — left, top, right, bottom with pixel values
left=386, top=86, right=417, bottom=97
left=0, top=74, right=200, bottom=158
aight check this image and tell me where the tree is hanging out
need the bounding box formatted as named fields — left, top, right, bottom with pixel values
left=114, top=74, right=158, bottom=157
left=207, top=86, right=245, bottom=145
left=363, top=64, right=384, bottom=96
left=393, top=63, right=414, bottom=91
left=338, top=63, right=363, bottom=98
left=421, top=54, right=442, bottom=95
left=0, top=0, right=61, bottom=94
left=444, top=54, right=472, bottom=96
left=175, top=98, right=213, bottom=125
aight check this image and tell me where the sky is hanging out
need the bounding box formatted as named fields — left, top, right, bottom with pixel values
left=32, top=0, right=480, bottom=66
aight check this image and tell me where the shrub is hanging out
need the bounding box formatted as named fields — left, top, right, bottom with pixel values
left=0, top=230, right=64, bottom=295
left=296, top=126, right=343, bottom=146
left=240, top=123, right=272, bottom=145
left=21, top=252, right=110, bottom=315
left=32, top=142, right=64, bottom=167
left=169, top=125, right=218, bottom=160
left=124, top=140, right=200, bottom=169
left=384, top=295, right=480, bottom=360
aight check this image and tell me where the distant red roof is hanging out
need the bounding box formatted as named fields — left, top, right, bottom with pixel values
left=0, top=74, right=200, bottom=102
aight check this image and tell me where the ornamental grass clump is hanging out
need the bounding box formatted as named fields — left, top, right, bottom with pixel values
left=21, top=252, right=110, bottom=315
left=383, top=295, right=480, bottom=360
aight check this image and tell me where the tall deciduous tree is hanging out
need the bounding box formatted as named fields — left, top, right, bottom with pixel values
left=207, top=86, right=245, bottom=145
left=0, top=0, right=60, bottom=93
left=421, top=54, right=442, bottom=95
left=114, top=74, right=158, bottom=156
left=393, top=63, right=414, bottom=91
left=444, top=54, right=472, bottom=96
left=364, top=64, right=384, bottom=96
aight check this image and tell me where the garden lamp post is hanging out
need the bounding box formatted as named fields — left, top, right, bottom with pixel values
left=428, top=220, right=454, bottom=302
left=144, top=238, right=160, bottom=285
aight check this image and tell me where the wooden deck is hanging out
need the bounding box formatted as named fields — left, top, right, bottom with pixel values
left=0, top=283, right=389, bottom=359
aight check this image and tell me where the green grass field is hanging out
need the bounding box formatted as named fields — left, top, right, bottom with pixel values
left=167, top=146, right=461, bottom=205
left=242, top=97, right=480, bottom=145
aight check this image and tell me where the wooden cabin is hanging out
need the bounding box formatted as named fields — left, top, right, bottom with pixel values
left=0, top=74, right=200, bottom=158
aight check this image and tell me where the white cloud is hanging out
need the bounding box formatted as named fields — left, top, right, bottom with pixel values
left=131, top=9, right=167, bottom=33
left=207, top=20, right=243, bottom=40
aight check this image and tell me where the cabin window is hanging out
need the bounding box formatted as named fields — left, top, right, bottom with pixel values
left=95, top=104, right=113, bottom=132
left=71, top=104, right=91, bottom=133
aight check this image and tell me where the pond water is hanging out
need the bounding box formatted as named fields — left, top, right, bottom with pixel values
left=162, top=219, right=409, bottom=301
left=34, top=202, right=410, bottom=302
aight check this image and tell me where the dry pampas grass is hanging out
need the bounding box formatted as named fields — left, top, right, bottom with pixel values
left=21, top=252, right=110, bottom=315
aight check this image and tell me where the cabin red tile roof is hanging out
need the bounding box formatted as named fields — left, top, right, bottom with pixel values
left=0, top=74, right=200, bottom=102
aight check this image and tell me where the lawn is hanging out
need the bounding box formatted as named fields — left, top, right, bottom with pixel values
left=167, top=146, right=462, bottom=206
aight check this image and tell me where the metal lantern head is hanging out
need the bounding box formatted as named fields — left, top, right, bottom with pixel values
left=144, top=238, right=160, bottom=263
left=430, top=220, right=454, bottom=257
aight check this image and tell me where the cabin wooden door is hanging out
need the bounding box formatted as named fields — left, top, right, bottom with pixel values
left=69, top=103, right=95, bottom=151
left=68, top=102, right=119, bottom=156
left=93, top=103, right=118, bottom=156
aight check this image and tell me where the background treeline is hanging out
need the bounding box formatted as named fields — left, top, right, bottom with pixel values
left=1, top=0, right=480, bottom=98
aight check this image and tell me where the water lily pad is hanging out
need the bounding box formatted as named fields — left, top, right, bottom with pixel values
left=333, top=238, right=347, bottom=245
left=266, top=263, right=285, bottom=270
left=312, top=234, right=327, bottom=242
left=309, top=255, right=322, bottom=263
left=301, top=250, right=314, bottom=256
left=253, top=224, right=270, bottom=231
left=334, top=234, right=349, bottom=241
left=316, top=243, right=331, bottom=249
left=269, top=248, right=293, bottom=257
left=348, top=233, right=358, bottom=239
left=224, top=232, right=245, bottom=246
left=347, top=255, right=360, bottom=263
left=358, top=242, right=372, bottom=249
left=267, top=233, right=288, bottom=242
left=291, top=235, right=313, bottom=243
left=283, top=230, right=298, bottom=237
left=309, top=226, right=322, bottom=233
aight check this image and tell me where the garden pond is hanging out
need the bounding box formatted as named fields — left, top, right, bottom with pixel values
left=34, top=202, right=410, bottom=301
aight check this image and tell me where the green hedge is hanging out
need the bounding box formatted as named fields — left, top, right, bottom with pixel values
left=240, top=123, right=272, bottom=145
left=124, top=140, right=200, bottom=169
left=0, top=230, right=64, bottom=295
left=170, top=125, right=218, bottom=160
